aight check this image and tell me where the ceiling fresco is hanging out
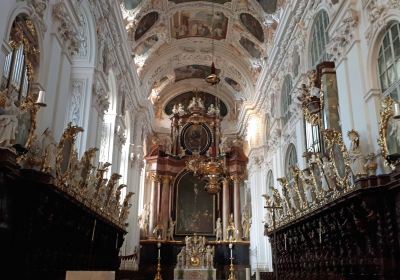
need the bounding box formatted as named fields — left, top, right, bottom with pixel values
left=239, top=37, right=262, bottom=59
left=174, top=64, right=221, bottom=82
left=135, top=34, right=159, bottom=56
left=135, top=12, right=159, bottom=41
left=164, top=91, right=228, bottom=116
left=224, top=77, right=241, bottom=92
left=256, top=0, right=278, bottom=14
left=171, top=11, right=228, bottom=40
left=240, top=13, right=264, bottom=43
left=121, top=0, right=285, bottom=108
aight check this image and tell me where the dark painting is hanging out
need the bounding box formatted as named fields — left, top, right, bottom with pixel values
left=164, top=91, right=228, bottom=116
left=182, top=124, right=211, bottom=154
left=225, top=77, right=241, bottom=92
left=257, top=0, right=278, bottom=14
left=175, top=171, right=215, bottom=235
left=135, top=12, right=159, bottom=41
left=239, top=37, right=262, bottom=58
left=240, top=13, right=264, bottom=43
left=174, top=64, right=221, bottom=82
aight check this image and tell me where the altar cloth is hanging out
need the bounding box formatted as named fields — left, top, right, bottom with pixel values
left=173, top=268, right=216, bottom=280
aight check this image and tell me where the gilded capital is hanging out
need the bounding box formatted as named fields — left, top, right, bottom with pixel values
left=149, top=172, right=161, bottom=183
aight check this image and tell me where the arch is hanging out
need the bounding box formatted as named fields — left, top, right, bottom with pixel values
left=309, top=10, right=330, bottom=68
left=285, top=143, right=298, bottom=179
left=376, top=21, right=400, bottom=99
left=281, top=74, right=293, bottom=124
left=73, top=1, right=97, bottom=66
left=366, top=13, right=400, bottom=93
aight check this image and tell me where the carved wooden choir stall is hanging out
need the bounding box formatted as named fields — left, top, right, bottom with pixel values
left=262, top=63, right=400, bottom=280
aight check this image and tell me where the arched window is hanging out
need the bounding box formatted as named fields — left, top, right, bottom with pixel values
left=281, top=75, right=293, bottom=124
left=377, top=22, right=400, bottom=100
left=285, top=144, right=298, bottom=180
left=310, top=10, right=330, bottom=67
left=266, top=170, right=274, bottom=194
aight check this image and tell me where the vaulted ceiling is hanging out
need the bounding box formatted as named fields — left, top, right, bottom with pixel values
left=120, top=0, right=283, bottom=119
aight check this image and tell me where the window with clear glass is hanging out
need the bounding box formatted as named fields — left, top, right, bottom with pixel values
left=281, top=75, right=293, bottom=124
left=378, top=22, right=400, bottom=100
left=310, top=10, right=330, bottom=68
left=305, top=121, right=322, bottom=153
left=285, top=144, right=298, bottom=180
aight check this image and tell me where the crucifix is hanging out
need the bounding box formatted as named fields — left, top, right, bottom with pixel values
left=264, top=201, right=283, bottom=280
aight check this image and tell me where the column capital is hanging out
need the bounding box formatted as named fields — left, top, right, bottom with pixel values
left=230, top=174, right=245, bottom=183
left=149, top=172, right=161, bottom=183
left=160, top=175, right=173, bottom=184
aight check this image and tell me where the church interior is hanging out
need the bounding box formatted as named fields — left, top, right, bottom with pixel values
left=0, top=0, right=400, bottom=279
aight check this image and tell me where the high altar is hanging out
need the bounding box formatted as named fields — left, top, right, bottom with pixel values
left=173, top=235, right=216, bottom=280
left=138, top=94, right=250, bottom=278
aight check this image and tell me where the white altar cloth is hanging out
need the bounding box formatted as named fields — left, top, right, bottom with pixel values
left=173, top=268, right=216, bottom=280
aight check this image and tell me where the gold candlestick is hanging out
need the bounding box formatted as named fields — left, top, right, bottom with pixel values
left=227, top=243, right=236, bottom=280
left=154, top=241, right=163, bottom=280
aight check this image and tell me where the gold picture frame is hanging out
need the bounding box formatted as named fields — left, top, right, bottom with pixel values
left=378, top=96, right=400, bottom=168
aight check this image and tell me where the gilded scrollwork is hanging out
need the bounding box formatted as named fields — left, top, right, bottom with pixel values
left=322, top=129, right=353, bottom=193
left=378, top=96, right=400, bottom=168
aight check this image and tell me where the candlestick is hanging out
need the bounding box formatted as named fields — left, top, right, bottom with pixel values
left=35, top=90, right=46, bottom=107
left=284, top=234, right=287, bottom=250
left=319, top=220, right=322, bottom=244
left=393, top=102, right=400, bottom=119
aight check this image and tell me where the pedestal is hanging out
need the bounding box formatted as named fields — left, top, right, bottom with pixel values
left=173, top=268, right=216, bottom=280
left=65, top=271, right=115, bottom=280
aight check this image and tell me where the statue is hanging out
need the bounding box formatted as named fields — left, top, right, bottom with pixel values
left=205, top=245, right=214, bottom=268
left=196, top=97, right=205, bottom=110
left=41, top=128, right=57, bottom=173
left=226, top=213, right=236, bottom=241
left=215, top=217, right=223, bottom=241
left=188, top=97, right=197, bottom=110
left=167, top=217, right=176, bottom=241
left=172, top=104, right=178, bottom=115
left=177, top=103, right=185, bottom=115
left=242, top=209, right=251, bottom=240
left=347, top=130, right=367, bottom=178
left=0, top=93, right=20, bottom=147
left=104, top=173, right=122, bottom=207
left=142, top=203, right=150, bottom=236
left=321, top=156, right=337, bottom=191
left=177, top=247, right=185, bottom=269
left=207, top=104, right=216, bottom=115
left=302, top=168, right=317, bottom=206
left=364, top=153, right=378, bottom=176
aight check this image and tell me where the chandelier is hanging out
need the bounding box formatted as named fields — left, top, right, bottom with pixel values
left=186, top=154, right=225, bottom=194
left=205, top=0, right=220, bottom=85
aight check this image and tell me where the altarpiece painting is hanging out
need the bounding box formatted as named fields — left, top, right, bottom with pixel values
left=175, top=171, right=215, bottom=236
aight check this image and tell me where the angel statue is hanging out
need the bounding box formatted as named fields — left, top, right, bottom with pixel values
left=167, top=217, right=176, bottom=241
left=215, top=217, right=223, bottom=241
